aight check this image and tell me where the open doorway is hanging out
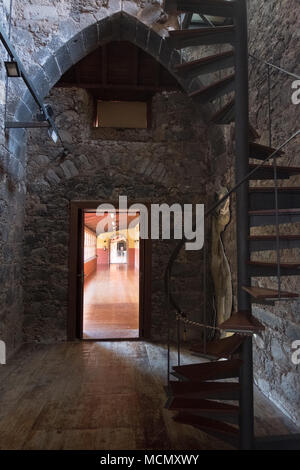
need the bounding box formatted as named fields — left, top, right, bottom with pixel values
left=68, top=202, right=151, bottom=341
left=83, top=210, right=140, bottom=339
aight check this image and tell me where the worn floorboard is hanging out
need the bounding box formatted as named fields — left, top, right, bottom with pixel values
left=0, top=342, right=298, bottom=450
left=83, top=265, right=139, bottom=339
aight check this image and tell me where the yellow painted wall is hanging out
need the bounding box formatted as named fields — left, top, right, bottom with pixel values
left=97, top=226, right=139, bottom=248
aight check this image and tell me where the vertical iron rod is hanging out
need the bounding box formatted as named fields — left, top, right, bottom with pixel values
left=273, top=158, right=281, bottom=296
left=4, top=0, right=13, bottom=125
left=234, top=0, right=254, bottom=450
left=177, top=317, right=181, bottom=366
left=267, top=65, right=272, bottom=147
left=203, top=225, right=207, bottom=353
left=167, top=268, right=171, bottom=387
left=268, top=66, right=282, bottom=297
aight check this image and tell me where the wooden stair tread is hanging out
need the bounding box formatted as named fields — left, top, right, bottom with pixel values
left=249, top=208, right=300, bottom=215
left=175, top=50, right=234, bottom=69
left=249, top=235, right=300, bottom=241
left=174, top=412, right=239, bottom=437
left=169, top=26, right=235, bottom=39
left=190, top=334, right=244, bottom=359
left=249, top=187, right=300, bottom=192
left=168, top=26, right=235, bottom=48
left=172, top=359, right=242, bottom=381
left=174, top=50, right=234, bottom=77
left=249, top=142, right=284, bottom=159
left=168, top=397, right=239, bottom=412
left=249, top=125, right=260, bottom=141
left=248, top=261, right=300, bottom=268
left=174, top=0, right=236, bottom=17
left=212, top=104, right=262, bottom=136
left=219, top=312, right=264, bottom=333
left=242, top=286, right=299, bottom=299
left=211, top=98, right=235, bottom=124
left=167, top=381, right=240, bottom=397
left=249, top=163, right=300, bottom=175
left=189, top=73, right=235, bottom=99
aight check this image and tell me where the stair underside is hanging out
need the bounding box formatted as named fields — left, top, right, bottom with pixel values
left=249, top=164, right=300, bottom=180
left=219, top=312, right=264, bottom=334
left=189, top=73, right=235, bottom=101
left=167, top=398, right=239, bottom=424
left=248, top=260, right=300, bottom=277
left=249, top=208, right=300, bottom=227
left=174, top=50, right=234, bottom=78
left=249, top=235, right=300, bottom=252
left=167, top=381, right=240, bottom=401
left=242, top=286, right=299, bottom=300
left=249, top=125, right=260, bottom=141
left=211, top=102, right=260, bottom=142
left=168, top=26, right=235, bottom=48
left=190, top=334, right=244, bottom=359
left=172, top=359, right=242, bottom=382
left=249, top=187, right=300, bottom=210
left=211, top=99, right=235, bottom=124
left=167, top=397, right=239, bottom=413
left=249, top=142, right=284, bottom=160
left=173, top=413, right=239, bottom=446
left=171, top=0, right=236, bottom=18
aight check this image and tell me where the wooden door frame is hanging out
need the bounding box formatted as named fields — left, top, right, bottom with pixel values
left=67, top=200, right=152, bottom=341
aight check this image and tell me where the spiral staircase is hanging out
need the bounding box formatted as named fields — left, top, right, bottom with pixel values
left=163, top=0, right=300, bottom=450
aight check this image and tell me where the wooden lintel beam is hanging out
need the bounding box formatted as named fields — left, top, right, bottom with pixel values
left=134, top=47, right=139, bottom=86
left=55, top=83, right=178, bottom=92
left=5, top=121, right=50, bottom=128
left=102, top=44, right=107, bottom=85
left=155, top=61, right=161, bottom=87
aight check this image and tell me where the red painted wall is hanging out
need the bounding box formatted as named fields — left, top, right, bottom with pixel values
left=97, top=248, right=109, bottom=265
left=128, top=248, right=135, bottom=267
left=84, top=257, right=97, bottom=277
left=135, top=247, right=139, bottom=270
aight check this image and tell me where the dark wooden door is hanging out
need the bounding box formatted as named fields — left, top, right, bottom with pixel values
left=68, top=201, right=152, bottom=341
left=76, top=208, right=84, bottom=339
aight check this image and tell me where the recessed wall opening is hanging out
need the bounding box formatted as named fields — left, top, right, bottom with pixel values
left=95, top=100, right=149, bottom=128
left=55, top=40, right=180, bottom=130
left=83, top=209, right=141, bottom=339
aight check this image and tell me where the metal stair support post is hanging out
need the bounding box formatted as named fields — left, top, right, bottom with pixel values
left=234, top=0, right=254, bottom=450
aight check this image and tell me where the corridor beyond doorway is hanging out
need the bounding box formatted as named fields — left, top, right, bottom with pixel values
left=83, top=210, right=140, bottom=339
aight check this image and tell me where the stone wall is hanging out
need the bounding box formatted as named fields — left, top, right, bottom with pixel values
left=23, top=86, right=219, bottom=342
left=247, top=0, right=300, bottom=426
left=0, top=1, right=216, bottom=353
left=1, top=0, right=298, bottom=427
left=0, top=1, right=26, bottom=357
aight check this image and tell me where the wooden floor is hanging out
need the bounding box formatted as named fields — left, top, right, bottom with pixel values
left=0, top=341, right=298, bottom=450
left=83, top=264, right=139, bottom=339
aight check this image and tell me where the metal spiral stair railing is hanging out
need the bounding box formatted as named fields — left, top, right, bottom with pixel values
left=163, top=0, right=300, bottom=450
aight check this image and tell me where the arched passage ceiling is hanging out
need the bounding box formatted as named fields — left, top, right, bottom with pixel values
left=85, top=212, right=139, bottom=234
left=55, top=40, right=181, bottom=102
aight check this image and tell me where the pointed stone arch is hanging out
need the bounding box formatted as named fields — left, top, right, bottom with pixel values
left=10, top=11, right=224, bottom=169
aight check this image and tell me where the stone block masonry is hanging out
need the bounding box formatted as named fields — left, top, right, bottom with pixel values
left=23, top=86, right=217, bottom=343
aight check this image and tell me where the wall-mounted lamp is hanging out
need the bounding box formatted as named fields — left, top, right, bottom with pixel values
left=1, top=26, right=61, bottom=143
left=4, top=60, right=21, bottom=77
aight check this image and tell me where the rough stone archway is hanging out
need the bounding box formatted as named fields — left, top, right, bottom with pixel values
left=11, top=11, right=222, bottom=161
left=4, top=8, right=228, bottom=352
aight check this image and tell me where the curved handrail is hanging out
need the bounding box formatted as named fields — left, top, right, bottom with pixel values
left=181, top=11, right=299, bottom=80
left=249, top=54, right=300, bottom=80
left=164, top=129, right=300, bottom=313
